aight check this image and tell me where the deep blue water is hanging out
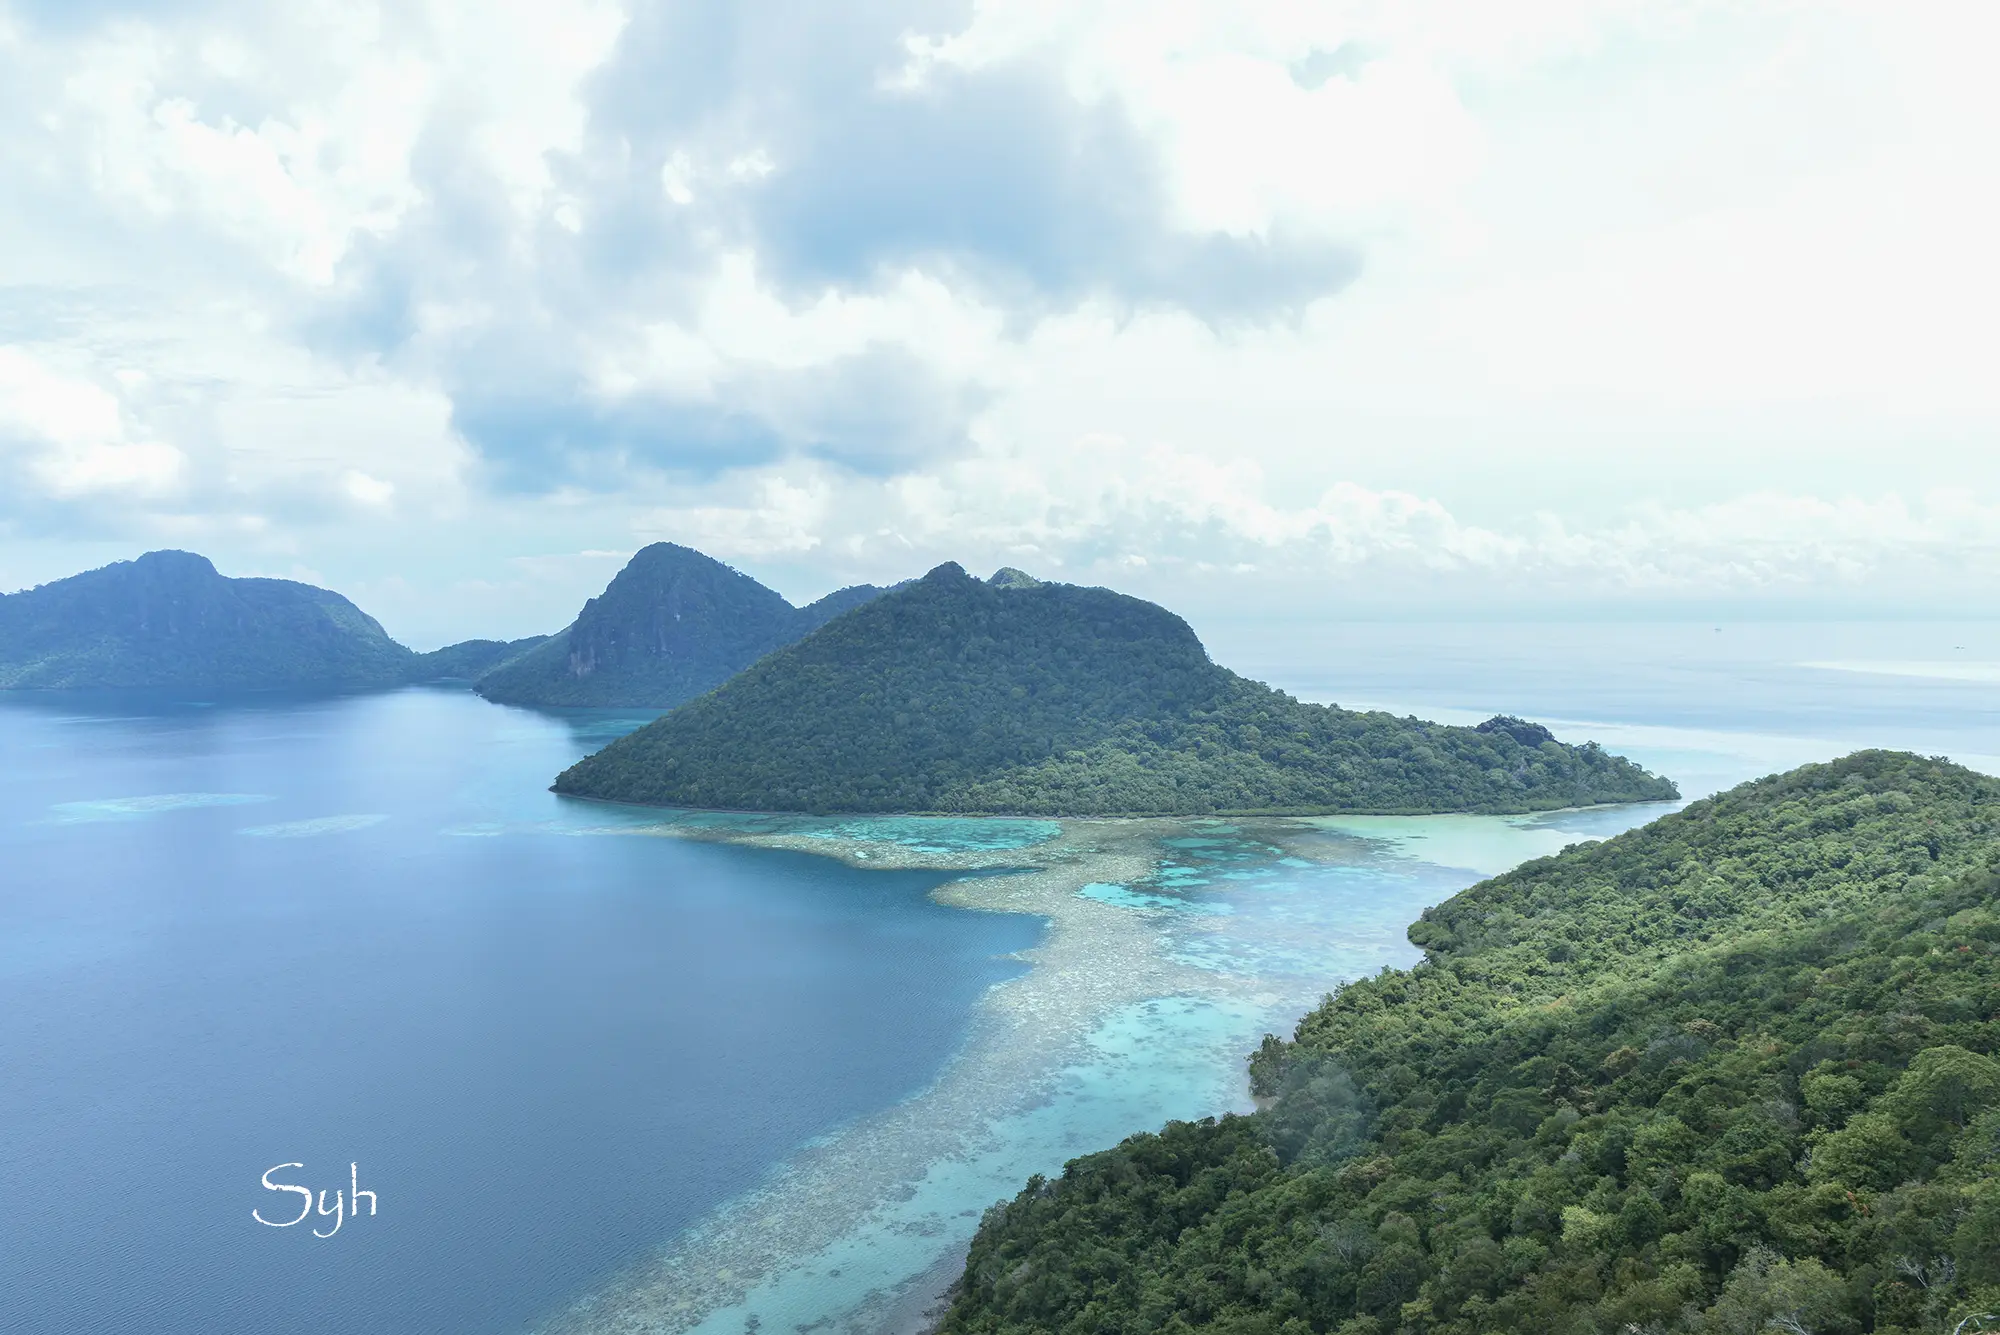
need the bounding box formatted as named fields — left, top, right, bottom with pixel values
left=0, top=688, right=1042, bottom=1334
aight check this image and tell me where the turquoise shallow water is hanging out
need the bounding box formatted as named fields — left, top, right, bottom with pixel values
left=663, top=993, right=1274, bottom=1335
left=545, top=805, right=1676, bottom=1334
left=623, top=808, right=1062, bottom=855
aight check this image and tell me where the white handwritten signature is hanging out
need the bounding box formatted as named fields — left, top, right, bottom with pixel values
left=254, top=1163, right=378, bottom=1237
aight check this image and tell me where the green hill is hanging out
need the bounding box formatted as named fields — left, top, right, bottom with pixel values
left=474, top=543, right=888, bottom=708
left=409, top=636, right=550, bottom=682
left=553, top=562, right=1676, bottom=815
left=0, top=550, right=417, bottom=689
left=942, top=751, right=2000, bottom=1333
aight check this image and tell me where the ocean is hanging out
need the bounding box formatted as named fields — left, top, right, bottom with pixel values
left=3, top=619, right=1994, bottom=1332
left=0, top=689, right=1040, bottom=1333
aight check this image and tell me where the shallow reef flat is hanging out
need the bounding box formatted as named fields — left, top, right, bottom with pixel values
left=530, top=804, right=1666, bottom=1335
left=45, top=792, right=274, bottom=822
left=238, top=813, right=388, bottom=837
left=535, top=817, right=1220, bottom=1334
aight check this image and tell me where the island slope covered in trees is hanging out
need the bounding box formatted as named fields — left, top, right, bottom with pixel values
left=553, top=562, right=1676, bottom=815
left=475, top=542, right=889, bottom=708
left=0, top=550, right=420, bottom=689
left=408, top=635, right=550, bottom=682
left=942, top=751, right=2000, bottom=1334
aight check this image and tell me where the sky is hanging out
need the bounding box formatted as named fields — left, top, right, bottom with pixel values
left=1, top=0, right=1996, bottom=647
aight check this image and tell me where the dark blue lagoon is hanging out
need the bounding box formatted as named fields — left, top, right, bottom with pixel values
left=0, top=688, right=1043, bottom=1334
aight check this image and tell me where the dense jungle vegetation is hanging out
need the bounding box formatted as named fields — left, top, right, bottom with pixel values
left=553, top=562, right=1675, bottom=815
left=941, top=751, right=2000, bottom=1335
left=407, top=634, right=549, bottom=681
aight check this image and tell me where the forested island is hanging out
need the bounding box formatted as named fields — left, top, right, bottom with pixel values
left=941, top=750, right=2000, bottom=1332
left=408, top=635, right=549, bottom=682
left=475, top=542, right=889, bottom=708
left=0, top=549, right=576, bottom=690
left=553, top=562, right=1675, bottom=816
left=0, top=550, right=424, bottom=689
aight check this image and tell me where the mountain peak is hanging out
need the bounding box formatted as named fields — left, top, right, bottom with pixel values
left=130, top=550, right=222, bottom=579
left=920, top=561, right=974, bottom=585
left=625, top=542, right=725, bottom=571
left=475, top=543, right=890, bottom=708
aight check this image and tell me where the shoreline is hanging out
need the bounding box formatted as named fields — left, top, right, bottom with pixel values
left=529, top=802, right=1672, bottom=1334
left=531, top=815, right=1263, bottom=1334
left=873, top=1244, right=967, bottom=1335
left=548, top=788, right=1678, bottom=822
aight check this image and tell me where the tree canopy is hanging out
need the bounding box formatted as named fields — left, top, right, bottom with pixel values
left=408, top=636, right=549, bottom=682
left=553, top=562, right=1675, bottom=816
left=942, top=750, right=2000, bottom=1334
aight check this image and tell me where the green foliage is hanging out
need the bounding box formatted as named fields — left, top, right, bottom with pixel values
left=475, top=542, right=886, bottom=708
left=554, top=562, right=1675, bottom=816
left=0, top=549, right=417, bottom=689
left=941, top=752, right=2000, bottom=1334
left=409, top=636, right=549, bottom=681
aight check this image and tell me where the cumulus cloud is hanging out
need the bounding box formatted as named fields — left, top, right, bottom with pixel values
left=4, top=0, right=1383, bottom=493
left=1, top=0, right=1997, bottom=635
left=0, top=347, right=183, bottom=509
left=635, top=430, right=2000, bottom=614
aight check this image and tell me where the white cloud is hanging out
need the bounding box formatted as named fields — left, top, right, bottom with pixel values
left=896, top=0, right=1672, bottom=242
left=591, top=254, right=1007, bottom=401
left=50, top=15, right=427, bottom=284
left=2, top=0, right=1998, bottom=637
left=671, top=434, right=2000, bottom=609
left=634, top=474, right=832, bottom=557
left=428, top=0, right=627, bottom=217
left=0, top=347, right=184, bottom=498
left=25, top=0, right=622, bottom=284
left=342, top=470, right=396, bottom=507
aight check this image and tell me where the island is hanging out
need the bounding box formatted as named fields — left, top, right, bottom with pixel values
left=0, top=543, right=880, bottom=698
left=407, top=635, right=551, bottom=682
left=474, top=542, right=890, bottom=709
left=552, top=561, right=1677, bottom=815
left=939, top=750, right=2000, bottom=1332
left=0, top=550, right=421, bottom=690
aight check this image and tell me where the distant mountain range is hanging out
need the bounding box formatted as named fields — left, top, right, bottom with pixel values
left=554, top=561, right=1678, bottom=816
left=0, top=546, right=888, bottom=702
left=473, top=543, right=891, bottom=708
